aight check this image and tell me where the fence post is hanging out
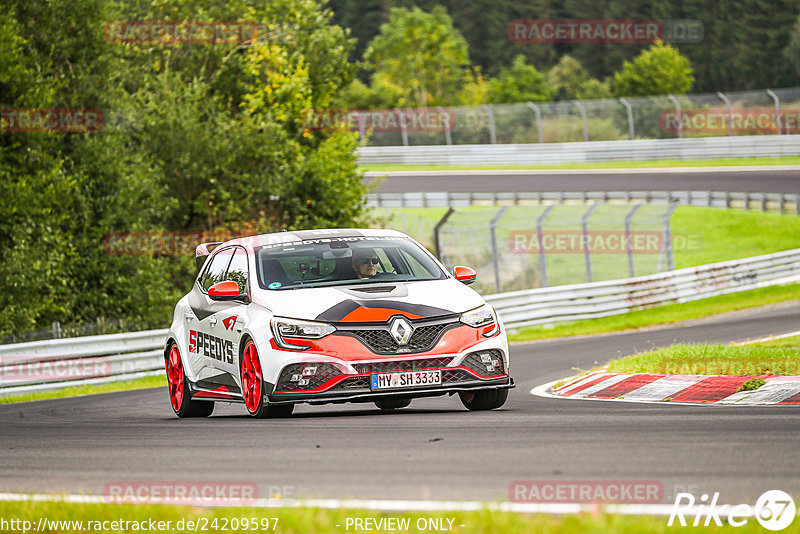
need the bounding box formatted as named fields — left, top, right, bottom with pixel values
left=624, top=203, right=643, bottom=277
left=394, top=108, right=409, bottom=146
left=437, top=106, right=453, bottom=145
left=490, top=206, right=510, bottom=293
left=618, top=97, right=635, bottom=140
left=527, top=102, right=544, bottom=143
left=537, top=205, right=555, bottom=287
left=716, top=92, right=733, bottom=136
left=573, top=100, right=589, bottom=142
left=482, top=105, right=497, bottom=144
left=351, top=111, right=367, bottom=145
left=667, top=95, right=682, bottom=139
left=433, top=207, right=455, bottom=260
left=581, top=203, right=598, bottom=282
left=657, top=204, right=679, bottom=272
left=766, top=89, right=782, bottom=134
left=52, top=321, right=61, bottom=339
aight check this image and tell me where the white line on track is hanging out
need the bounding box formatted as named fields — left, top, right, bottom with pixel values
left=0, top=492, right=774, bottom=518
left=732, top=330, right=800, bottom=345
left=364, top=165, right=800, bottom=177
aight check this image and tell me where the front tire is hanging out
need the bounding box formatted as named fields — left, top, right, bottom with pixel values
left=166, top=343, right=214, bottom=418
left=241, top=339, right=293, bottom=418
left=459, top=388, right=508, bottom=411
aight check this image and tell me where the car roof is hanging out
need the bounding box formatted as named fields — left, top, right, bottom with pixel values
left=220, top=228, right=409, bottom=250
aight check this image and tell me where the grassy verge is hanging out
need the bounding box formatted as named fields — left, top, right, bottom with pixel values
left=508, top=283, right=800, bottom=342
left=0, top=501, right=774, bottom=533
left=361, top=156, right=800, bottom=172
left=0, top=375, right=164, bottom=405
left=606, top=339, right=800, bottom=376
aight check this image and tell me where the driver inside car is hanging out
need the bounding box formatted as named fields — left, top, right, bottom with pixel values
left=352, top=248, right=380, bottom=279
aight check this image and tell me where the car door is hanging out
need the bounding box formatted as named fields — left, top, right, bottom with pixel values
left=187, top=246, right=237, bottom=386
left=210, top=246, right=249, bottom=384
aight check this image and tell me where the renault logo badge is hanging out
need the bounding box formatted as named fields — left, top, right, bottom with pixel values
left=389, top=317, right=414, bottom=345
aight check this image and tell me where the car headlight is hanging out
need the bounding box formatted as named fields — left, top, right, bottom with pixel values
left=460, top=303, right=499, bottom=337
left=270, top=317, right=335, bottom=350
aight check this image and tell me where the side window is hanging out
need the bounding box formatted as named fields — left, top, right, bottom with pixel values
left=201, top=248, right=234, bottom=292
left=225, top=248, right=249, bottom=292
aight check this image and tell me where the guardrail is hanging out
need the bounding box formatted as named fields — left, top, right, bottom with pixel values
left=366, top=190, right=800, bottom=214
left=0, top=329, right=167, bottom=397
left=357, top=135, right=800, bottom=165
left=2, top=248, right=799, bottom=396
left=487, top=248, right=800, bottom=329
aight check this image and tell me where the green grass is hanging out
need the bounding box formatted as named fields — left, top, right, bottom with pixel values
left=508, top=283, right=800, bottom=342
left=759, top=334, right=800, bottom=346
left=671, top=207, right=800, bottom=268
left=605, top=341, right=800, bottom=376
left=0, top=375, right=164, bottom=405
left=360, top=156, right=800, bottom=172
left=0, top=501, right=776, bottom=533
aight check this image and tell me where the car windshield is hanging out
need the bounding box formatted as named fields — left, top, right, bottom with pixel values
left=255, top=236, right=446, bottom=290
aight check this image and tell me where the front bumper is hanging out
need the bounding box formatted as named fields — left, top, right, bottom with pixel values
left=267, top=376, right=514, bottom=405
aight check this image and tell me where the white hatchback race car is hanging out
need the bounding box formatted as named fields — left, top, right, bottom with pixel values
left=165, top=229, right=514, bottom=418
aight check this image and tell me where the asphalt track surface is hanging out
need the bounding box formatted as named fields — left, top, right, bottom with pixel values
left=2, top=302, right=799, bottom=504
left=365, top=167, right=800, bottom=194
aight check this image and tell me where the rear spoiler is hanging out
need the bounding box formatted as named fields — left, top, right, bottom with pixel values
left=195, top=242, right=223, bottom=272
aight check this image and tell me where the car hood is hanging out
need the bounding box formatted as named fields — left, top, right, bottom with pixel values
left=256, top=279, right=485, bottom=323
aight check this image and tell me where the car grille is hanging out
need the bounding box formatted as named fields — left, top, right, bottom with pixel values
left=336, top=321, right=459, bottom=354
left=275, top=362, right=342, bottom=391
left=460, top=350, right=506, bottom=377
left=352, top=357, right=454, bottom=374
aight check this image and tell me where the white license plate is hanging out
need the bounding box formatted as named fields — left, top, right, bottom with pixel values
left=370, top=370, right=442, bottom=390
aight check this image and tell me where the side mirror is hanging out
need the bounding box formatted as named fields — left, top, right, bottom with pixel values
left=453, top=266, right=477, bottom=285
left=208, top=281, right=249, bottom=302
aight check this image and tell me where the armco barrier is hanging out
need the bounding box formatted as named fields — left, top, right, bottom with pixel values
left=0, top=329, right=167, bottom=397
left=487, top=248, right=800, bottom=329
left=357, top=135, right=800, bottom=165
left=366, top=190, right=800, bottom=214
left=1, top=248, right=799, bottom=396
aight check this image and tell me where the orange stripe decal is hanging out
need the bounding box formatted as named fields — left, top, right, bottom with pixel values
left=339, top=306, right=423, bottom=323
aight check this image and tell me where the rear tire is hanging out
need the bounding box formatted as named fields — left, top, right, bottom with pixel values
left=241, top=339, right=294, bottom=418
left=459, top=389, right=508, bottom=411
left=375, top=397, right=412, bottom=411
left=166, top=343, right=214, bottom=418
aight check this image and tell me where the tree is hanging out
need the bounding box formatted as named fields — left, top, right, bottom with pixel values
left=487, top=55, right=552, bottom=104
left=548, top=56, right=611, bottom=101
left=0, top=0, right=367, bottom=339
left=364, top=6, right=472, bottom=107
left=613, top=42, right=694, bottom=97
